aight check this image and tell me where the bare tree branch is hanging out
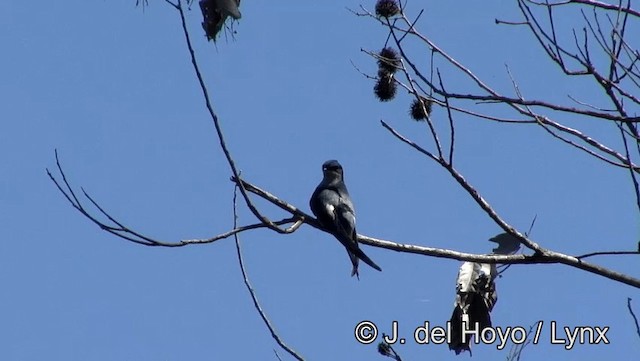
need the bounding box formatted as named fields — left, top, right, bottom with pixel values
left=627, top=297, right=640, bottom=339
left=506, top=322, right=538, bottom=361
left=171, top=0, right=295, bottom=234
left=377, top=120, right=640, bottom=288
left=537, top=0, right=640, bottom=18
left=577, top=250, right=640, bottom=258
left=46, top=150, right=300, bottom=248
left=51, top=143, right=640, bottom=287
left=231, top=186, right=304, bottom=361
left=359, top=3, right=640, bottom=173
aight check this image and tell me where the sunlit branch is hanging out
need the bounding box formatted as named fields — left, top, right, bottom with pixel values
left=378, top=121, right=640, bottom=288
left=529, top=0, right=640, bottom=18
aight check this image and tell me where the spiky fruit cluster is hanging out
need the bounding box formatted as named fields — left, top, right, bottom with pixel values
left=375, top=0, right=400, bottom=18
left=374, top=70, right=397, bottom=101
left=410, top=97, right=432, bottom=121
left=373, top=47, right=400, bottom=102
left=377, top=47, right=400, bottom=74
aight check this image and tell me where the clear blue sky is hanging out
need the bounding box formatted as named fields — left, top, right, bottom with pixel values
left=2, top=1, right=639, bottom=360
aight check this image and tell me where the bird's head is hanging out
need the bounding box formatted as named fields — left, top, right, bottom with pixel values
left=322, top=159, right=343, bottom=180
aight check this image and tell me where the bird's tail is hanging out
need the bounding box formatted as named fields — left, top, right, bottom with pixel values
left=357, top=248, right=382, bottom=272
left=338, top=233, right=382, bottom=273
left=448, top=294, right=492, bottom=355
left=349, top=252, right=360, bottom=280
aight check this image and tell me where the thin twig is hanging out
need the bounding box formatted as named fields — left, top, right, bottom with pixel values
left=173, top=0, right=293, bottom=234
left=506, top=322, right=538, bottom=360
left=436, top=70, right=456, bottom=165
left=47, top=150, right=300, bottom=247
left=232, top=185, right=305, bottom=361
left=627, top=298, right=640, bottom=339
left=577, top=250, right=640, bottom=259
left=617, top=122, right=640, bottom=213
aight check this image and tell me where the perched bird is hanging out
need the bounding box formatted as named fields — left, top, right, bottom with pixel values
left=309, top=160, right=382, bottom=278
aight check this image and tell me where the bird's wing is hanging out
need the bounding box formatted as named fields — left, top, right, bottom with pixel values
left=310, top=188, right=339, bottom=227
left=318, top=185, right=357, bottom=242
left=333, top=201, right=382, bottom=272
left=334, top=203, right=356, bottom=239
left=311, top=186, right=382, bottom=273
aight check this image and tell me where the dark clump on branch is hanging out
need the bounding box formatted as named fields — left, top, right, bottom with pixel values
left=373, top=47, right=400, bottom=102
left=378, top=47, right=400, bottom=74
left=375, top=0, right=400, bottom=18
left=200, top=0, right=241, bottom=42
left=374, top=70, right=397, bottom=101
left=410, top=97, right=432, bottom=121
left=377, top=337, right=402, bottom=360
left=377, top=341, right=392, bottom=357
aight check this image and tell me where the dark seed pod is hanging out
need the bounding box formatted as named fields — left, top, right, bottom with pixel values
left=374, top=72, right=397, bottom=101
left=410, top=97, right=433, bottom=121
left=377, top=47, right=400, bottom=74
left=375, top=0, right=400, bottom=18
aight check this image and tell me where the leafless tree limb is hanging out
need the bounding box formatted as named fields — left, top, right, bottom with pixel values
left=48, top=146, right=640, bottom=288
left=617, top=122, right=640, bottom=212
left=171, top=0, right=295, bottom=234
left=535, top=0, right=640, bottom=18
left=46, top=150, right=300, bottom=248
left=359, top=3, right=640, bottom=279
left=358, top=3, right=640, bottom=175
left=50, top=1, right=640, bottom=359
left=377, top=120, right=640, bottom=288
left=273, top=350, right=284, bottom=361
left=50, top=0, right=640, bottom=341
left=577, top=250, right=640, bottom=258
left=627, top=297, right=640, bottom=339
left=231, top=186, right=304, bottom=361
left=506, top=322, right=539, bottom=361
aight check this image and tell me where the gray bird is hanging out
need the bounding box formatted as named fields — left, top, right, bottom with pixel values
left=309, top=160, right=382, bottom=278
